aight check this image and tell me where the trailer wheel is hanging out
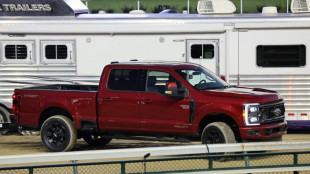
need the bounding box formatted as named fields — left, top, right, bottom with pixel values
left=83, top=134, right=112, bottom=146
left=41, top=115, right=77, bottom=152
left=201, top=122, right=236, bottom=145
left=0, top=106, right=11, bottom=135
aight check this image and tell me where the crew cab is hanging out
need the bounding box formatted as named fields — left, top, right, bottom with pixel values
left=10, top=62, right=287, bottom=151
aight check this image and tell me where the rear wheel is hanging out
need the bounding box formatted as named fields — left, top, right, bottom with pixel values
left=41, top=115, right=77, bottom=152
left=0, top=106, right=10, bottom=135
left=201, top=122, right=236, bottom=144
left=83, top=134, right=112, bottom=146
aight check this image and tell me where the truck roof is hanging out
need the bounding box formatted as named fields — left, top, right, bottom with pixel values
left=107, top=61, right=201, bottom=69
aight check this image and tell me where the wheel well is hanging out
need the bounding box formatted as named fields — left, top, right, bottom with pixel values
left=0, top=104, right=11, bottom=113
left=39, top=107, right=72, bottom=129
left=198, top=113, right=242, bottom=142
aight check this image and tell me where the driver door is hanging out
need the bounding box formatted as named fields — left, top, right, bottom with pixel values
left=139, top=70, right=191, bottom=134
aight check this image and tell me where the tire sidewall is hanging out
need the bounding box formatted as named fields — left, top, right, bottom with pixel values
left=0, top=106, right=10, bottom=123
left=202, top=122, right=236, bottom=144
left=0, top=107, right=10, bottom=135
left=41, top=115, right=76, bottom=152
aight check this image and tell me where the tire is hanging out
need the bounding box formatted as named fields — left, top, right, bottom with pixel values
left=0, top=106, right=11, bottom=135
left=201, top=122, right=236, bottom=144
left=41, top=115, right=77, bottom=152
left=83, top=134, right=112, bottom=146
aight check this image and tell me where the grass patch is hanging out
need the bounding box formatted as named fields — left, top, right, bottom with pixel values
left=84, top=0, right=290, bottom=14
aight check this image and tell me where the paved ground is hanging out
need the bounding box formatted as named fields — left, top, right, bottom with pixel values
left=0, top=133, right=309, bottom=156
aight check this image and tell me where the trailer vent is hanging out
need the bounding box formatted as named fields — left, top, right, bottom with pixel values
left=197, top=0, right=236, bottom=14
left=291, top=0, right=310, bottom=13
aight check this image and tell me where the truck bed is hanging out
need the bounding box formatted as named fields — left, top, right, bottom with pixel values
left=14, top=84, right=98, bottom=129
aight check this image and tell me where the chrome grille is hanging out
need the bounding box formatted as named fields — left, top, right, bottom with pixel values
left=259, top=102, right=285, bottom=124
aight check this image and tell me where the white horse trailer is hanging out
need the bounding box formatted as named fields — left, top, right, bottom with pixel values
left=0, top=0, right=310, bottom=131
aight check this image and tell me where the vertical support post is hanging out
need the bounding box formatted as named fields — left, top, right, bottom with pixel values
left=71, top=160, right=78, bottom=174
left=121, top=162, right=126, bottom=174
left=187, top=0, right=190, bottom=14
left=29, top=167, right=33, bottom=174
left=293, top=153, right=299, bottom=174
left=287, top=0, right=289, bottom=13
left=209, top=158, right=213, bottom=170
left=243, top=151, right=251, bottom=174
left=240, top=0, right=243, bottom=14
left=138, top=0, right=140, bottom=10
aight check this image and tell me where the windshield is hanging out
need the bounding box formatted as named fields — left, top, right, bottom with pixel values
left=175, top=67, right=229, bottom=90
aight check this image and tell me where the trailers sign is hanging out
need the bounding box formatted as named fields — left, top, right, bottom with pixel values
left=0, top=4, right=52, bottom=12
left=0, top=0, right=75, bottom=16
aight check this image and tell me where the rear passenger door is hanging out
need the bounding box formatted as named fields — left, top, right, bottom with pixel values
left=97, top=68, right=144, bottom=131
left=139, top=70, right=191, bottom=134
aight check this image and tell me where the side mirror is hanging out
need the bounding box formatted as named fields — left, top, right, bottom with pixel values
left=220, top=75, right=226, bottom=82
left=165, top=82, right=187, bottom=99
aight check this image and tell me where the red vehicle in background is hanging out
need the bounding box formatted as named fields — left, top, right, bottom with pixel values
left=10, top=62, right=287, bottom=152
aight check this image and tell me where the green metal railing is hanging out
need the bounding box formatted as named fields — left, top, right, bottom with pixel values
left=0, top=151, right=310, bottom=174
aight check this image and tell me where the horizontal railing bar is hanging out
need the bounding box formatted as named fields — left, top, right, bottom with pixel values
left=0, top=151, right=309, bottom=173
left=176, top=166, right=310, bottom=174
left=0, top=141, right=310, bottom=165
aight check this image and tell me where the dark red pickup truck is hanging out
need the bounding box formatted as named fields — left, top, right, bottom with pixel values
left=11, top=62, right=287, bottom=151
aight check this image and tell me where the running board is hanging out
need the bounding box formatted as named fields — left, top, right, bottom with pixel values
left=105, top=135, right=192, bottom=143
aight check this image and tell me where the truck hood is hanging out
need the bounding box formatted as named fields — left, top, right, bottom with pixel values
left=203, top=86, right=282, bottom=104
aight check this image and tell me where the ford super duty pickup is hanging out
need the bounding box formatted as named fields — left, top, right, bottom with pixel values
left=10, top=62, right=287, bottom=151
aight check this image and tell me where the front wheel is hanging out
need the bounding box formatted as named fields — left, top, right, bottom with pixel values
left=41, top=115, right=77, bottom=152
left=201, top=122, right=236, bottom=144
left=83, top=134, right=112, bottom=146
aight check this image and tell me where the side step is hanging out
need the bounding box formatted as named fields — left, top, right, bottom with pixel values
left=104, top=134, right=192, bottom=143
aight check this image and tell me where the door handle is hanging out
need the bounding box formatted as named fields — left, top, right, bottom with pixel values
left=102, top=97, right=113, bottom=102
left=100, top=97, right=120, bottom=102
left=141, top=99, right=152, bottom=103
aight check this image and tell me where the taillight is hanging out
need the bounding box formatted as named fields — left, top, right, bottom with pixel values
left=12, top=94, right=21, bottom=114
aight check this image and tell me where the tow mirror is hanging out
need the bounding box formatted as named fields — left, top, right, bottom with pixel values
left=165, top=82, right=187, bottom=99
left=220, top=75, right=226, bottom=82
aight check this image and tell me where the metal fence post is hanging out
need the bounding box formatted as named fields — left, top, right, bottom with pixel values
left=294, top=153, right=299, bottom=174
left=29, top=167, right=33, bottom=174
left=121, top=162, right=126, bottom=174
left=243, top=151, right=251, bottom=174
left=71, top=160, right=78, bottom=174
left=209, top=158, right=213, bottom=169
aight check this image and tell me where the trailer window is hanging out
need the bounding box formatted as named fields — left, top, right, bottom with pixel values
left=45, top=45, right=68, bottom=59
left=257, top=45, right=306, bottom=67
left=5, top=45, right=27, bottom=59
left=0, top=41, right=35, bottom=64
left=41, top=41, right=75, bottom=64
left=191, top=44, right=214, bottom=59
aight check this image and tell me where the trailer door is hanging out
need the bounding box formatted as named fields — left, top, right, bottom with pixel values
left=186, top=40, right=219, bottom=75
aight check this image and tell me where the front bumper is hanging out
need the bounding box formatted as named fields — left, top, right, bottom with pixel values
left=239, top=121, right=287, bottom=140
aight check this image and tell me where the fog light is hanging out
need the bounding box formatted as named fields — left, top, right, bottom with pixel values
left=246, top=129, right=261, bottom=136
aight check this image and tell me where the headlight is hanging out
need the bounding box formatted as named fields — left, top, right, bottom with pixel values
left=243, top=103, right=260, bottom=126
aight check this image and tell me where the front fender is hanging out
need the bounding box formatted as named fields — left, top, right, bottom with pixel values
left=194, top=102, right=244, bottom=127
